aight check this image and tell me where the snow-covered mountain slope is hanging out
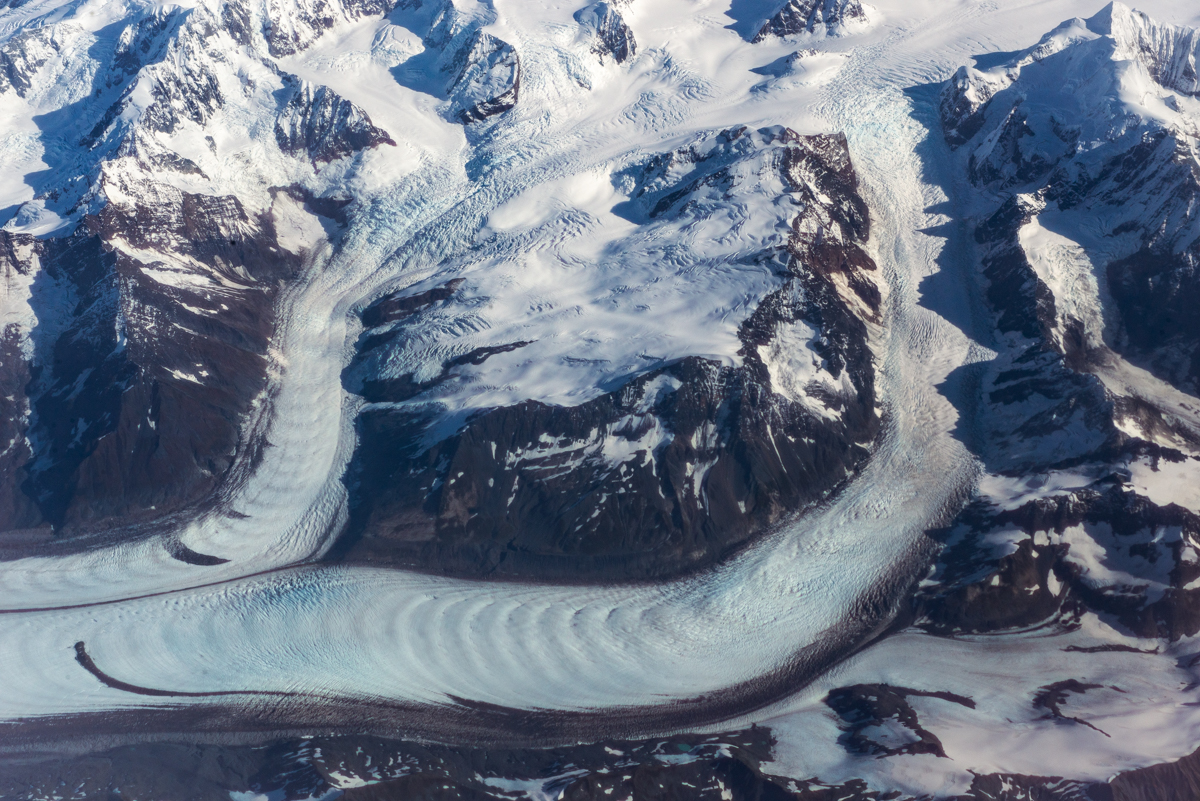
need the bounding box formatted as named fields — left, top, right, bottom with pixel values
left=941, top=2, right=1200, bottom=446
left=0, top=0, right=538, bottom=539
left=337, top=126, right=882, bottom=578
left=0, top=0, right=403, bottom=537
left=915, top=1, right=1200, bottom=651
left=5, top=0, right=1200, bottom=798
left=752, top=0, right=872, bottom=43
left=0, top=0, right=887, bottom=582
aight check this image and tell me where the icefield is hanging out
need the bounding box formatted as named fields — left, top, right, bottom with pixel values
left=4, top=0, right=1200, bottom=795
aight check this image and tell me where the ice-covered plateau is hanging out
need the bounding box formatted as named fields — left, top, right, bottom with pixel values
left=4, top=0, right=1200, bottom=799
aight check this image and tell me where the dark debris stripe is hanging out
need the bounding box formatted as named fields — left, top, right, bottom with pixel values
left=166, top=539, right=230, bottom=566
left=74, top=641, right=291, bottom=698
left=0, top=564, right=302, bottom=614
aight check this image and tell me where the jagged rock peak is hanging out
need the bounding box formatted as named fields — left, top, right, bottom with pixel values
left=752, top=0, right=868, bottom=42
left=1090, top=1, right=1200, bottom=95
left=939, top=4, right=1200, bottom=153
left=445, top=28, right=520, bottom=123
left=391, top=0, right=520, bottom=123
left=576, top=1, right=637, bottom=64
left=257, top=0, right=399, bottom=55
left=275, top=78, right=396, bottom=163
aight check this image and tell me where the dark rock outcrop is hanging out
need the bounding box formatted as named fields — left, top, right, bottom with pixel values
left=0, top=320, right=37, bottom=531
left=275, top=78, right=396, bottom=164
left=752, top=0, right=867, bottom=42
left=577, top=1, right=637, bottom=64
left=1107, top=244, right=1200, bottom=398
left=917, top=470, right=1200, bottom=639
left=825, top=684, right=975, bottom=758
left=445, top=29, right=521, bottom=123
left=0, top=184, right=307, bottom=535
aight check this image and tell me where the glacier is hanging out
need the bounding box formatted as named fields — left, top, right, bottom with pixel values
left=3, top=0, right=1200, bottom=798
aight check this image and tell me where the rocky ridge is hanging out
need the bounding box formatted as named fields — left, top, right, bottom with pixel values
left=919, top=1, right=1200, bottom=641
left=394, top=0, right=522, bottom=124
left=576, top=1, right=637, bottom=64
left=3, top=721, right=1197, bottom=801
left=751, top=0, right=870, bottom=42
left=0, top=0, right=524, bottom=540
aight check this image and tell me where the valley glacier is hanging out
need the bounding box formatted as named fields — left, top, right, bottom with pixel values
left=2, top=0, right=1200, bottom=798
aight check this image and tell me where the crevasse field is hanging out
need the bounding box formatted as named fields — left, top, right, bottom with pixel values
left=3, top=0, right=1200, bottom=796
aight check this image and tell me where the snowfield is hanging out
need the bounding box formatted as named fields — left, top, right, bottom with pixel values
left=3, top=0, right=1200, bottom=793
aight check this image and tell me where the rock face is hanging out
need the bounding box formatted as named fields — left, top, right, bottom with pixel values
left=577, top=1, right=637, bottom=64
left=918, top=1, right=1200, bottom=640
left=446, top=30, right=520, bottom=123
left=0, top=727, right=919, bottom=801
left=1, top=730, right=777, bottom=801
left=918, top=475, right=1200, bottom=638
left=276, top=80, right=396, bottom=163
left=0, top=197, right=293, bottom=533
left=395, top=0, right=522, bottom=124
left=333, top=127, right=881, bottom=579
left=0, top=0, right=395, bottom=537
left=752, top=0, right=868, bottom=42
left=825, top=684, right=976, bottom=759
